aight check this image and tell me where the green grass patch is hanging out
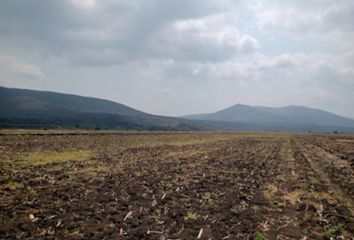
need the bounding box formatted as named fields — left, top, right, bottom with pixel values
left=253, top=231, right=266, bottom=240
left=323, top=224, right=343, bottom=239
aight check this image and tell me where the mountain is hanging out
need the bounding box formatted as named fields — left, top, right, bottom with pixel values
left=1, top=86, right=354, bottom=132
left=0, top=86, right=200, bottom=130
left=183, top=104, right=354, bottom=132
left=0, top=86, right=144, bottom=118
left=255, top=105, right=354, bottom=128
left=185, top=104, right=288, bottom=123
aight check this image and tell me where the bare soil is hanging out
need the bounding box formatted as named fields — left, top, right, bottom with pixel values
left=0, top=132, right=353, bottom=239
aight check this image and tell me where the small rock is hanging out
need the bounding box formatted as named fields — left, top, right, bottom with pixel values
left=28, top=213, right=35, bottom=220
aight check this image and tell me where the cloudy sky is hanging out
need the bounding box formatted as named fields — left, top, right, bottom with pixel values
left=0, top=0, right=353, bottom=117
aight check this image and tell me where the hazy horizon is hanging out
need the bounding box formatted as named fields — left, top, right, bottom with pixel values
left=1, top=0, right=353, bottom=118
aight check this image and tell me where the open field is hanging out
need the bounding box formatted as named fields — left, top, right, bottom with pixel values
left=0, top=131, right=353, bottom=239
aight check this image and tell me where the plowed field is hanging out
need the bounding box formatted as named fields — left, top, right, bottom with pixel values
left=1, top=131, right=353, bottom=239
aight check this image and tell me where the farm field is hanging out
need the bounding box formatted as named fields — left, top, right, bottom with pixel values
left=0, top=131, right=353, bottom=239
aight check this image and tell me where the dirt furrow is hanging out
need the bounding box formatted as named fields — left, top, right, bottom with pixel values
left=297, top=138, right=354, bottom=205
left=293, top=138, right=354, bottom=238
left=300, top=147, right=354, bottom=213
left=1, top=133, right=354, bottom=239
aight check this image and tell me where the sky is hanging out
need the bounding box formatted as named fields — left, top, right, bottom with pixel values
left=0, top=0, right=353, bottom=118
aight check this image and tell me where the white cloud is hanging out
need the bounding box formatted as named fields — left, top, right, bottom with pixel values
left=145, top=51, right=354, bottom=98
left=251, top=0, right=354, bottom=35
left=0, top=0, right=238, bottom=66
left=71, top=0, right=97, bottom=9
left=0, top=55, right=44, bottom=79
left=152, top=15, right=259, bottom=62
left=0, top=0, right=353, bottom=117
left=150, top=53, right=300, bottom=80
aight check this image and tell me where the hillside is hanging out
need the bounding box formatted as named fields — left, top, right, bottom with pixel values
left=183, top=104, right=354, bottom=132
left=0, top=86, right=145, bottom=118
left=0, top=86, right=199, bottom=130
left=255, top=105, right=354, bottom=128
left=1, top=86, right=354, bottom=132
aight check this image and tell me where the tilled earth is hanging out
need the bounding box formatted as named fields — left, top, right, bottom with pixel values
left=0, top=131, right=353, bottom=239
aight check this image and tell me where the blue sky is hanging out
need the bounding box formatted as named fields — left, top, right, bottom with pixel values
left=0, top=0, right=353, bottom=118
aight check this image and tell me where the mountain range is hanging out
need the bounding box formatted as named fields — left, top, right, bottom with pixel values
left=183, top=104, right=354, bottom=131
left=1, top=86, right=354, bottom=132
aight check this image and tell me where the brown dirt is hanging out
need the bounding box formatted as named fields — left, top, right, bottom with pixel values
left=0, top=132, right=353, bottom=239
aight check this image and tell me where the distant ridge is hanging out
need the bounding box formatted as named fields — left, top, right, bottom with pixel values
left=183, top=103, right=354, bottom=132
left=0, top=86, right=144, bottom=118
left=1, top=86, right=354, bottom=132
left=0, top=86, right=198, bottom=130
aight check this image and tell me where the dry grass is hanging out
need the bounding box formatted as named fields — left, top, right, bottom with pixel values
left=22, top=150, right=93, bottom=165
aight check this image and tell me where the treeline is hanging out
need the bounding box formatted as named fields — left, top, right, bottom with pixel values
left=0, top=117, right=199, bottom=131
